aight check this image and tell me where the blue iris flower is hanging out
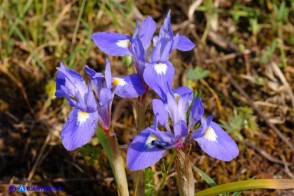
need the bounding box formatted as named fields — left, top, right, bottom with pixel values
left=127, top=86, right=239, bottom=171
left=56, top=60, right=145, bottom=150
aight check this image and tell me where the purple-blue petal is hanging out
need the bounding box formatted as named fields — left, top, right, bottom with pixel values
left=143, top=61, right=174, bottom=99
left=193, top=120, right=239, bottom=161
left=189, top=97, right=204, bottom=128
left=160, top=40, right=173, bottom=62
left=56, top=62, right=87, bottom=99
left=152, top=99, right=168, bottom=126
left=113, top=74, right=146, bottom=98
left=174, top=120, right=188, bottom=138
left=172, top=86, right=193, bottom=96
left=159, top=10, right=173, bottom=39
left=127, top=128, right=166, bottom=171
left=91, top=32, right=131, bottom=56
left=130, top=38, right=146, bottom=76
left=139, top=16, right=156, bottom=49
left=174, top=87, right=193, bottom=122
left=84, top=84, right=98, bottom=112
left=85, top=65, right=104, bottom=97
left=176, top=35, right=195, bottom=51
left=104, top=59, right=112, bottom=89
left=61, top=109, right=98, bottom=151
left=98, top=88, right=113, bottom=130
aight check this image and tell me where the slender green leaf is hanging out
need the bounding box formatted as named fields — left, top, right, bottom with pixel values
left=195, top=179, right=294, bottom=196
left=95, top=127, right=113, bottom=162
left=193, top=165, right=217, bottom=187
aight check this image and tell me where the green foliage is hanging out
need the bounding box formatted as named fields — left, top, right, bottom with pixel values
left=220, top=107, right=258, bottom=140
left=187, top=67, right=210, bottom=81
left=261, top=39, right=277, bottom=64
left=249, top=18, right=260, bottom=35
left=261, top=38, right=287, bottom=67
left=193, top=166, right=217, bottom=187
left=231, top=4, right=260, bottom=22
left=80, top=144, right=102, bottom=165
left=273, top=1, right=289, bottom=23
left=144, top=168, right=155, bottom=196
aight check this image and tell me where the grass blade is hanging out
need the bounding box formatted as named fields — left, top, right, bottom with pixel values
left=192, top=165, right=217, bottom=187
left=195, top=179, right=294, bottom=196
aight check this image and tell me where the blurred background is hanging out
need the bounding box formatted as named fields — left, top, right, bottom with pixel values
left=0, top=0, right=293, bottom=195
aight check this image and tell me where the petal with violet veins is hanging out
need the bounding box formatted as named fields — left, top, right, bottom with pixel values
left=113, top=74, right=146, bottom=98
left=143, top=61, right=174, bottom=99
left=175, top=35, right=195, bottom=51
left=139, top=16, right=156, bottom=48
left=152, top=99, right=168, bottom=126
left=61, top=109, right=98, bottom=151
left=127, top=128, right=166, bottom=171
left=55, top=63, right=87, bottom=99
left=91, top=32, right=131, bottom=56
left=194, top=121, right=239, bottom=161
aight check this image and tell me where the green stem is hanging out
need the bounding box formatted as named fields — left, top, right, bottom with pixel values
left=97, top=127, right=129, bottom=196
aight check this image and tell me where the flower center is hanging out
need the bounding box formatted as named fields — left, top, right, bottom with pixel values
left=77, top=111, right=89, bottom=124
left=154, top=63, right=167, bottom=75
left=204, top=126, right=218, bottom=141
left=113, top=77, right=127, bottom=86
left=116, top=39, right=130, bottom=48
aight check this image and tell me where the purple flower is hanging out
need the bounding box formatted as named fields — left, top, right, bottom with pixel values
left=56, top=59, right=146, bottom=150
left=56, top=63, right=99, bottom=151
left=127, top=87, right=238, bottom=170
left=85, top=59, right=146, bottom=130
left=143, top=11, right=195, bottom=99
left=127, top=87, right=192, bottom=170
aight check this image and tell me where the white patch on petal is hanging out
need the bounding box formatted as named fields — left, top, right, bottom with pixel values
left=77, top=111, right=89, bottom=124
left=113, top=77, right=127, bottom=86
left=204, top=126, right=218, bottom=141
left=145, top=134, right=158, bottom=148
left=174, top=93, right=180, bottom=103
left=116, top=39, right=130, bottom=48
left=154, top=63, right=167, bottom=75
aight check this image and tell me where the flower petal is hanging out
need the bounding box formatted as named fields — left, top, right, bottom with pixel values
left=91, top=32, right=131, bottom=56
left=175, top=35, right=195, bottom=51
left=159, top=10, right=173, bottom=39
left=61, top=109, right=98, bottom=151
left=85, top=65, right=104, bottom=98
left=174, top=120, right=188, bottom=138
left=130, top=38, right=145, bottom=75
left=173, top=87, right=193, bottom=122
left=56, top=63, right=87, bottom=100
left=113, top=74, right=146, bottom=98
left=143, top=61, right=174, bottom=99
left=98, top=88, right=113, bottom=130
left=127, top=128, right=166, bottom=171
left=194, top=121, right=239, bottom=161
left=104, top=59, right=112, bottom=89
left=152, top=99, right=168, bottom=126
left=139, top=16, right=156, bottom=49
left=189, top=97, right=204, bottom=128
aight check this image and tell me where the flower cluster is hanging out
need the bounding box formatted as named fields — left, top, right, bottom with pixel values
left=56, top=61, right=145, bottom=150
left=55, top=10, right=238, bottom=169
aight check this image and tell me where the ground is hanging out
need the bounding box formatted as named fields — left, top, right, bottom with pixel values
left=0, top=0, right=293, bottom=195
